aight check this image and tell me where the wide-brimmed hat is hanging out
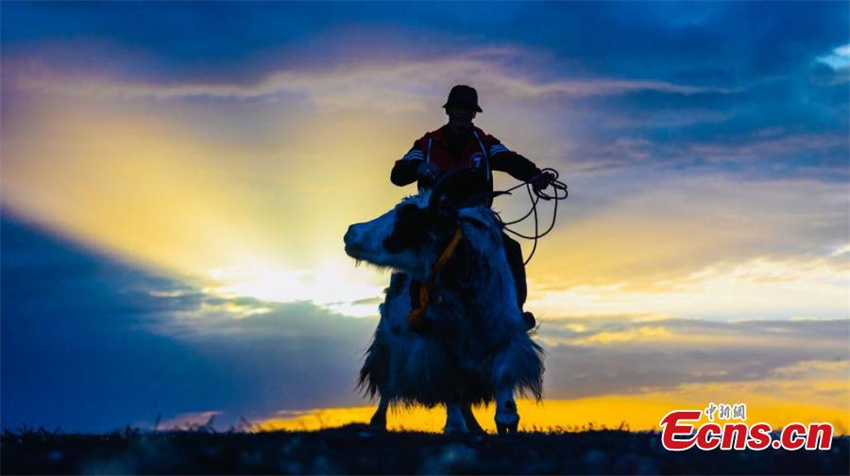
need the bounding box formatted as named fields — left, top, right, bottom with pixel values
left=442, top=85, right=482, bottom=112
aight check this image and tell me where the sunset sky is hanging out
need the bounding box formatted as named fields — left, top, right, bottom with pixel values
left=2, top=1, right=848, bottom=433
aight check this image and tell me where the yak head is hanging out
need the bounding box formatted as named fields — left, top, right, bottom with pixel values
left=344, top=168, right=490, bottom=279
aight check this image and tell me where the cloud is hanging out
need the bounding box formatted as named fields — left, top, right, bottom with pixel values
left=566, top=326, right=673, bottom=346
left=523, top=173, right=848, bottom=320
left=817, top=44, right=850, bottom=70
left=563, top=130, right=848, bottom=178
left=686, top=132, right=848, bottom=169
left=154, top=411, right=221, bottom=431
left=536, top=314, right=849, bottom=404
left=3, top=2, right=847, bottom=83
left=541, top=315, right=849, bottom=350
left=770, top=359, right=850, bottom=379
left=4, top=47, right=744, bottom=114
left=0, top=215, right=380, bottom=432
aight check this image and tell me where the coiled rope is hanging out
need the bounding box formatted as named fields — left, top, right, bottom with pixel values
left=496, top=168, right=569, bottom=265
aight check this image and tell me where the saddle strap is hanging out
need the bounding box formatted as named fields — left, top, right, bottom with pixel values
left=407, top=227, right=463, bottom=328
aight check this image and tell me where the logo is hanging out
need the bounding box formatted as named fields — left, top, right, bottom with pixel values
left=659, top=403, right=834, bottom=451
left=470, top=153, right=484, bottom=168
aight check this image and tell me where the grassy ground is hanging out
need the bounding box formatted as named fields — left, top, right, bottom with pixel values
left=2, top=424, right=848, bottom=475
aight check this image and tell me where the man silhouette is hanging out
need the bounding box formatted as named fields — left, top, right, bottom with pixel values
left=391, top=85, right=553, bottom=329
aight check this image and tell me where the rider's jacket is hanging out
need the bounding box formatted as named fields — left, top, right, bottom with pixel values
left=390, top=124, right=541, bottom=193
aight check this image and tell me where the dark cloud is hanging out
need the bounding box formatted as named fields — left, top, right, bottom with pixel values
left=520, top=2, right=849, bottom=80
left=539, top=316, right=849, bottom=399
left=1, top=213, right=211, bottom=432
left=3, top=2, right=847, bottom=81
left=560, top=65, right=848, bottom=179
left=3, top=2, right=846, bottom=182
left=0, top=213, right=376, bottom=432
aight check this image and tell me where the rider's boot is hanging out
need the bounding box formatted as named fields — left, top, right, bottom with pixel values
left=501, top=233, right=537, bottom=331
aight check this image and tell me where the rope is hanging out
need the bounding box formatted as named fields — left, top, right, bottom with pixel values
left=442, top=167, right=568, bottom=265
left=497, top=168, right=569, bottom=265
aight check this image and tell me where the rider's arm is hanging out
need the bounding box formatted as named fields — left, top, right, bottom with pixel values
left=487, top=138, right=541, bottom=182
left=391, top=139, right=427, bottom=186
left=391, top=159, right=421, bottom=186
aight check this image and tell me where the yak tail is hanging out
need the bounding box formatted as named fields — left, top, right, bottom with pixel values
left=356, top=329, right=388, bottom=400
left=513, top=337, right=546, bottom=401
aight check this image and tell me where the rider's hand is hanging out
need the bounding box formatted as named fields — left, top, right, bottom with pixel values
left=417, top=162, right=441, bottom=184
left=532, top=171, right=555, bottom=192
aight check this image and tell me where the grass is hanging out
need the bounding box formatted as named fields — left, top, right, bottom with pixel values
left=2, top=423, right=848, bottom=475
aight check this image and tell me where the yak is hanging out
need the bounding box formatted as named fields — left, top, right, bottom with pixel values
left=343, top=169, right=544, bottom=434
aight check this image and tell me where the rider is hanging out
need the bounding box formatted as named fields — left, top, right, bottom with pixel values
left=390, top=84, right=554, bottom=329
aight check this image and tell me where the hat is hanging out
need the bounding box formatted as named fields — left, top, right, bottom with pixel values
left=442, top=85, right=482, bottom=112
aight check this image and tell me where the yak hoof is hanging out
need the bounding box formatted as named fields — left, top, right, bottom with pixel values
left=496, top=421, right=519, bottom=435
left=461, top=406, right=485, bottom=435
left=444, top=423, right=469, bottom=435
left=464, top=417, right=485, bottom=435
left=495, top=410, right=520, bottom=436
left=444, top=415, right=469, bottom=435
left=369, top=414, right=387, bottom=431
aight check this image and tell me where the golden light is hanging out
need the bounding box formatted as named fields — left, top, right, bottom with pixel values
left=205, top=260, right=386, bottom=317
left=1, top=89, right=415, bottom=318
left=255, top=392, right=850, bottom=434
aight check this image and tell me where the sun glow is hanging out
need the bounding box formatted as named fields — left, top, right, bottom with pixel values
left=1, top=91, right=410, bottom=320
left=205, top=261, right=385, bottom=317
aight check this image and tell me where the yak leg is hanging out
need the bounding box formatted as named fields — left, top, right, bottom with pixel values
left=493, top=356, right=520, bottom=435
left=369, top=396, right=389, bottom=430
left=495, top=387, right=519, bottom=435
left=444, top=401, right=469, bottom=434
left=461, top=404, right=485, bottom=434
